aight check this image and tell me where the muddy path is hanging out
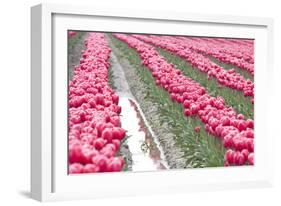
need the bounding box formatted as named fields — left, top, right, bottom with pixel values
left=107, top=34, right=187, bottom=169
left=108, top=44, right=168, bottom=171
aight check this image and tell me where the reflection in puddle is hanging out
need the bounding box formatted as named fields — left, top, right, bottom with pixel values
left=110, top=49, right=167, bottom=171
left=119, top=97, right=167, bottom=171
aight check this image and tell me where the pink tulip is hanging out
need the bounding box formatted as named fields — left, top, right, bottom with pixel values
left=68, top=33, right=126, bottom=173
left=113, top=33, right=254, bottom=167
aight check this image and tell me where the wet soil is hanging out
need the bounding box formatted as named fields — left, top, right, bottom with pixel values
left=107, top=35, right=187, bottom=169
left=109, top=48, right=168, bottom=171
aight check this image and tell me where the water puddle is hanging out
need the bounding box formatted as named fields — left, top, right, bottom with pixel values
left=110, top=51, right=168, bottom=171
left=119, top=97, right=166, bottom=171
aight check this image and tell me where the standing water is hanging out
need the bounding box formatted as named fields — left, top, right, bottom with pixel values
left=110, top=51, right=168, bottom=171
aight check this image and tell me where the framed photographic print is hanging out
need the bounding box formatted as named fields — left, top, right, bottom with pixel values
left=31, top=3, right=274, bottom=201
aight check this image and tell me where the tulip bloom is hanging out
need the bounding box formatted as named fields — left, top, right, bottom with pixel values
left=68, top=33, right=125, bottom=173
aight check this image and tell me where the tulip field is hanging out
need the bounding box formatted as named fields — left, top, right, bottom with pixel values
left=68, top=31, right=254, bottom=174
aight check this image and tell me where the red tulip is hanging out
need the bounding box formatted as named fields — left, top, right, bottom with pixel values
left=241, top=149, right=249, bottom=160
left=113, top=139, right=121, bottom=150
left=83, top=164, right=100, bottom=173
left=194, top=126, right=201, bottom=133
left=183, top=108, right=191, bottom=117
left=101, top=128, right=113, bottom=142
left=69, top=163, right=84, bottom=174
left=110, top=116, right=121, bottom=127
left=112, top=94, right=119, bottom=104
left=237, top=114, right=244, bottom=120
left=68, top=31, right=77, bottom=38
left=225, top=149, right=234, bottom=164
left=107, top=157, right=123, bottom=172
left=69, top=144, right=83, bottom=164
left=93, top=138, right=106, bottom=150
left=246, top=119, right=254, bottom=129
left=92, top=155, right=109, bottom=172
left=233, top=152, right=246, bottom=165
left=112, top=127, right=126, bottom=140
left=248, top=153, right=254, bottom=165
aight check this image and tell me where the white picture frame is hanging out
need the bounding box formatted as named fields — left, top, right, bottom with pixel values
left=31, top=3, right=274, bottom=202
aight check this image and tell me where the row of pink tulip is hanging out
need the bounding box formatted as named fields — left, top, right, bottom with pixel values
left=113, top=33, right=254, bottom=166
left=208, top=37, right=253, bottom=47
left=132, top=34, right=254, bottom=98
left=177, top=36, right=254, bottom=75
left=183, top=37, right=254, bottom=61
left=203, top=37, right=254, bottom=63
left=68, top=33, right=126, bottom=174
